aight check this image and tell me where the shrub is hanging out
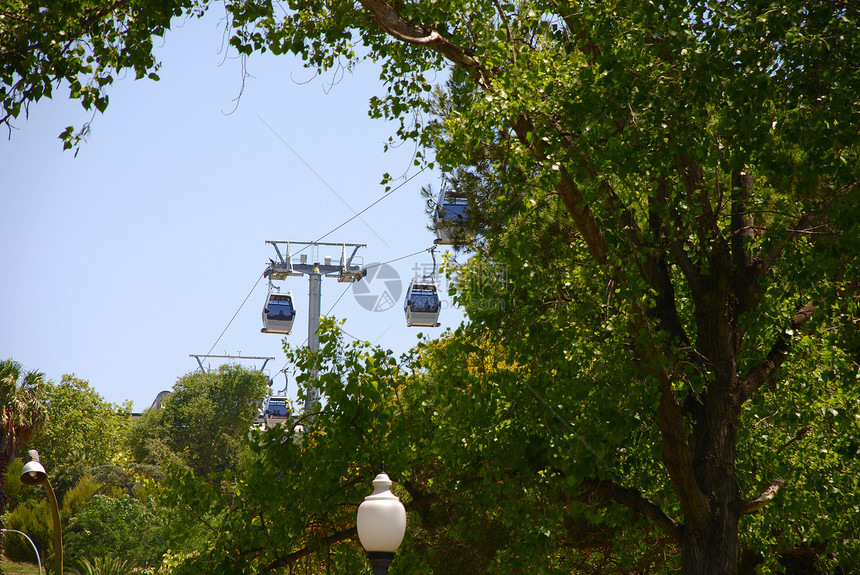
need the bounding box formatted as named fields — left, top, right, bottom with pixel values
left=61, top=476, right=102, bottom=520
left=3, top=499, right=51, bottom=564
left=65, top=494, right=165, bottom=568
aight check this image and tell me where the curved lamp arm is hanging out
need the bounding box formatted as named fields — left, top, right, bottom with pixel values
left=1, top=528, right=43, bottom=575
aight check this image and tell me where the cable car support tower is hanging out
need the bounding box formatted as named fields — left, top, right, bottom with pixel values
left=263, top=240, right=366, bottom=416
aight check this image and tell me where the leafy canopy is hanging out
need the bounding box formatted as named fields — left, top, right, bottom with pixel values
left=217, top=0, right=860, bottom=572
left=0, top=0, right=205, bottom=148
left=30, top=374, right=132, bottom=496
left=128, top=364, right=268, bottom=476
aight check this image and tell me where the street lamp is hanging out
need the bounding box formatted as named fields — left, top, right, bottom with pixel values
left=356, top=466, right=406, bottom=575
left=20, top=450, right=63, bottom=575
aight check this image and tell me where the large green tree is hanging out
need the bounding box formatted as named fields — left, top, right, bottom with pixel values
left=152, top=313, right=857, bottom=574
left=128, top=364, right=269, bottom=476
left=216, top=1, right=860, bottom=573
left=30, top=374, right=132, bottom=496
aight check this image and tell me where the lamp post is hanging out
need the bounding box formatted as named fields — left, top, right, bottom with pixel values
left=19, top=450, right=62, bottom=575
left=356, top=466, right=406, bottom=575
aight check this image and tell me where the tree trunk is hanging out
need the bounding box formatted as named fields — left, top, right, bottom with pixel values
left=683, top=513, right=741, bottom=575
left=681, top=411, right=743, bottom=574
left=681, top=455, right=742, bottom=573
left=680, top=258, right=744, bottom=574
left=0, top=459, right=9, bottom=516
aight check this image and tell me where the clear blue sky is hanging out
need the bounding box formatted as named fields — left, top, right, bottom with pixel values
left=1, top=12, right=463, bottom=411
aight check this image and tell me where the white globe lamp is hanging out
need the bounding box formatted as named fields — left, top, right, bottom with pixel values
left=356, top=466, right=406, bottom=574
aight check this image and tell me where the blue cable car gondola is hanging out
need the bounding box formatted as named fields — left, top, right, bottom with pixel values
left=258, top=395, right=292, bottom=429
left=433, top=183, right=468, bottom=245
left=264, top=396, right=290, bottom=417
left=261, top=290, right=295, bottom=334
left=404, top=280, right=441, bottom=327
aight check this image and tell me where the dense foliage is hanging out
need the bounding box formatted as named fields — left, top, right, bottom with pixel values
left=4, top=0, right=859, bottom=573
left=157, top=322, right=410, bottom=575
left=218, top=1, right=859, bottom=573
left=4, top=475, right=99, bottom=565
left=31, top=375, right=132, bottom=497
left=147, top=321, right=673, bottom=574
left=3, top=498, right=52, bottom=564
left=65, top=494, right=166, bottom=568
left=3, top=363, right=268, bottom=571
left=0, top=0, right=202, bottom=149
left=128, top=364, right=269, bottom=476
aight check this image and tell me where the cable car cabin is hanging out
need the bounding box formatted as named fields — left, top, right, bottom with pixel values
left=404, top=280, right=441, bottom=327
left=433, top=184, right=469, bottom=245
left=261, top=291, right=295, bottom=334
left=265, top=396, right=290, bottom=418
left=261, top=396, right=291, bottom=429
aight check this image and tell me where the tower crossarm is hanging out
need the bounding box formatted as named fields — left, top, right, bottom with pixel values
left=189, top=354, right=275, bottom=372
left=264, top=241, right=366, bottom=282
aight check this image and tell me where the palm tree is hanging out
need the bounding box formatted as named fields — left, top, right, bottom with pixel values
left=0, top=359, right=49, bottom=517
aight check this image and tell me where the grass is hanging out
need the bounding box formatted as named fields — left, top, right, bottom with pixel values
left=0, top=555, right=42, bottom=574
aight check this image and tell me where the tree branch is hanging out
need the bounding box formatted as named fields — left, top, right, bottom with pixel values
left=760, top=213, right=816, bottom=276
left=357, top=0, right=481, bottom=69
left=507, top=113, right=611, bottom=264
left=739, top=300, right=816, bottom=403
left=653, top=178, right=705, bottom=294
left=730, top=171, right=755, bottom=272
left=582, top=478, right=681, bottom=542
left=758, top=177, right=857, bottom=280
left=356, top=1, right=616, bottom=269
left=629, top=303, right=710, bottom=525
left=740, top=478, right=787, bottom=515
left=605, top=184, right=689, bottom=344
left=262, top=525, right=357, bottom=572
